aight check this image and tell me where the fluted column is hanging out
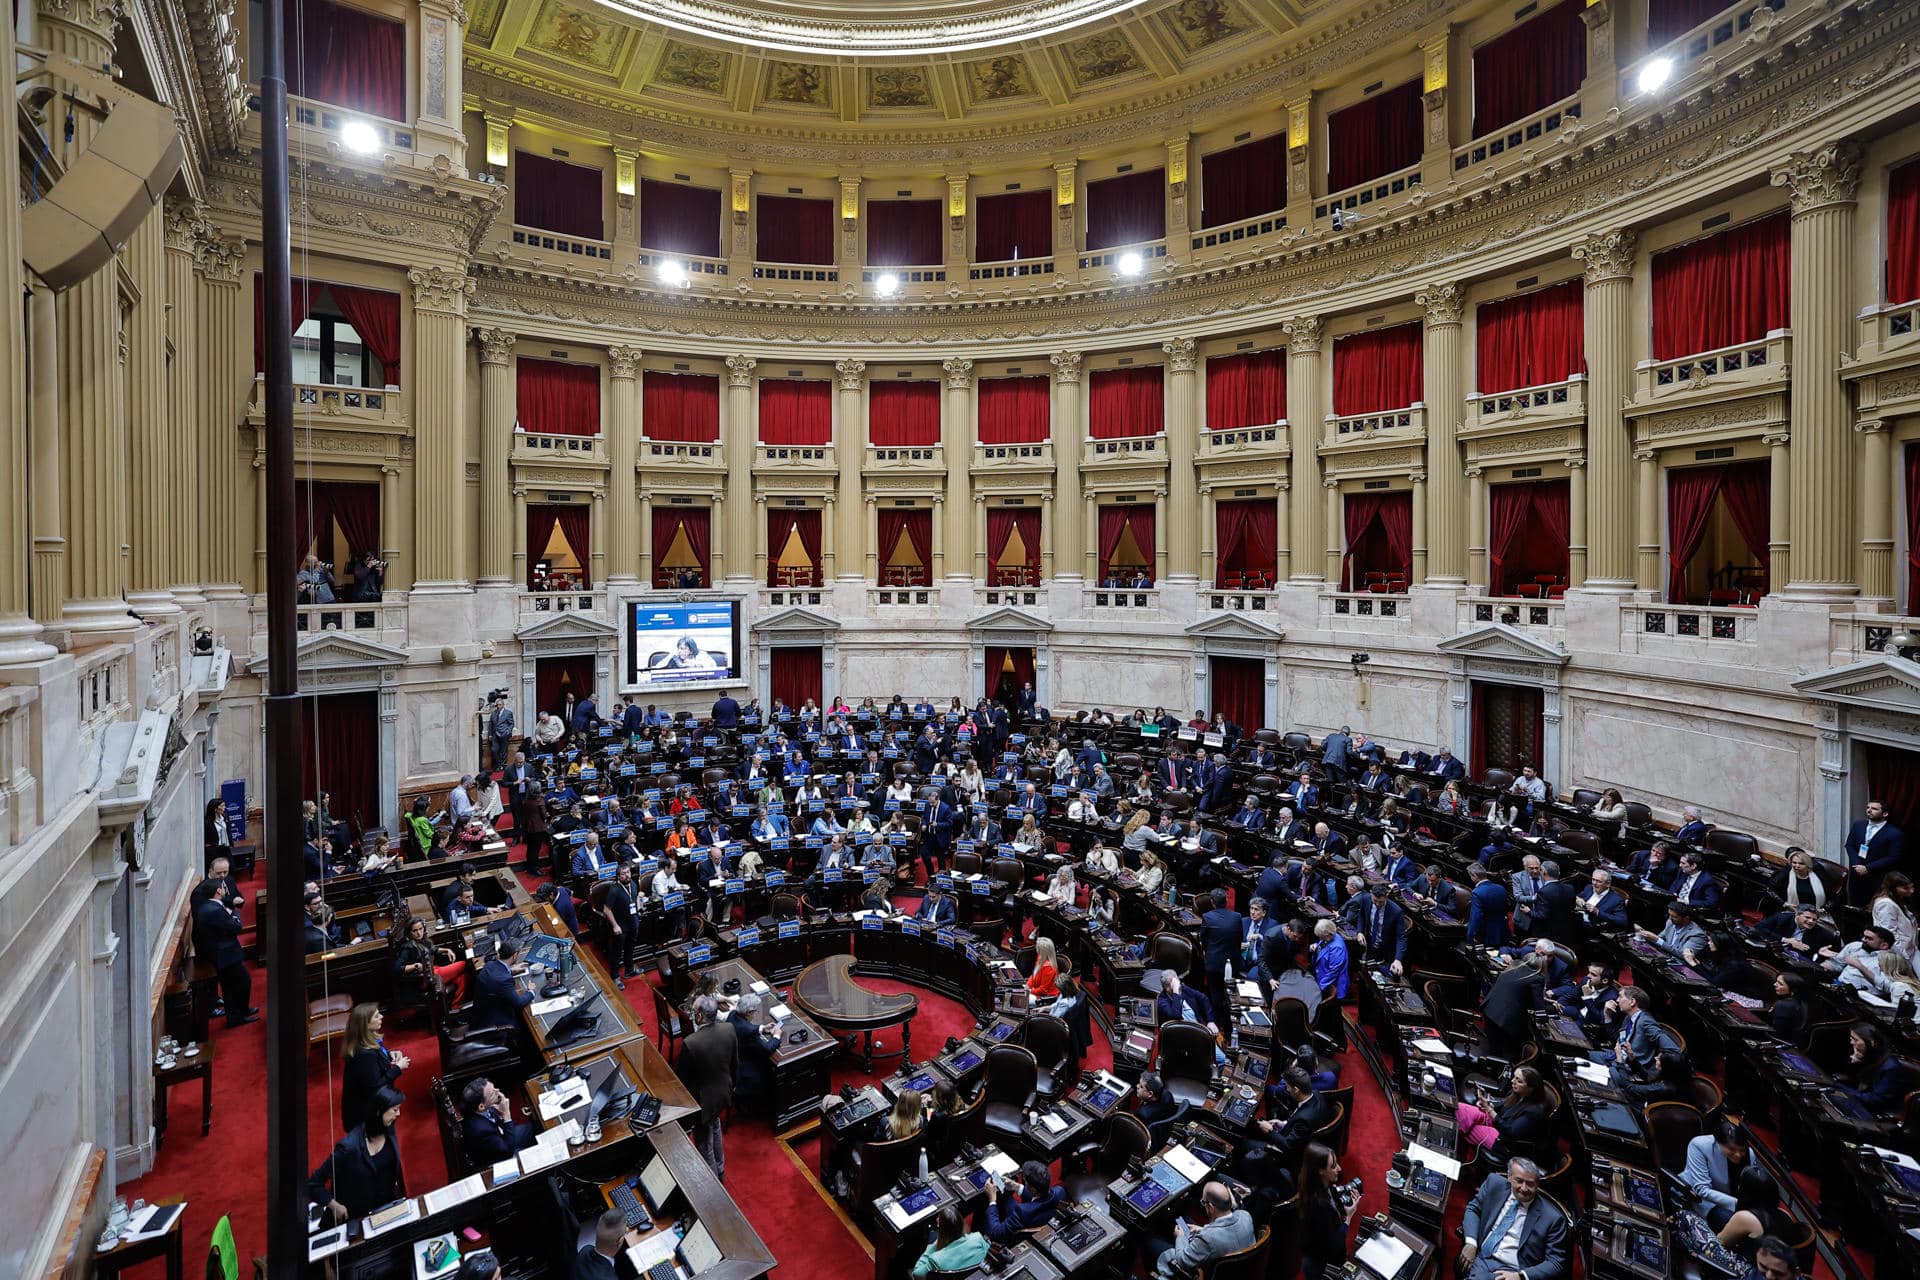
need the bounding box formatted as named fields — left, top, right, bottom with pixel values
left=1410, top=471, right=1429, bottom=584
left=1766, top=431, right=1792, bottom=590
left=1634, top=450, right=1661, bottom=591
left=1284, top=317, right=1325, bottom=581
left=603, top=344, right=642, bottom=584
left=1572, top=231, right=1638, bottom=588
left=474, top=327, right=517, bottom=584
left=1274, top=482, right=1292, bottom=581
left=723, top=356, right=757, bottom=583
left=1050, top=353, right=1084, bottom=578
left=195, top=235, right=248, bottom=596
left=409, top=267, right=474, bottom=587
left=1466, top=468, right=1487, bottom=587
left=1774, top=145, right=1863, bottom=596
left=164, top=204, right=207, bottom=609
left=1163, top=338, right=1201, bottom=581
left=1566, top=457, right=1588, bottom=587
left=125, top=209, right=177, bottom=615
left=942, top=358, right=975, bottom=580
left=1323, top=478, right=1343, bottom=584
left=834, top=360, right=866, bottom=578
left=1859, top=419, right=1894, bottom=600
left=1416, top=284, right=1466, bottom=583
left=28, top=283, right=64, bottom=625
left=0, top=0, right=51, bottom=662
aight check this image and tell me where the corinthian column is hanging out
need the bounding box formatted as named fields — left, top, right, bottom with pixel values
left=126, top=210, right=177, bottom=615
left=0, top=0, right=51, bottom=661
left=1416, top=284, right=1465, bottom=584
left=409, top=267, right=474, bottom=588
left=834, top=360, right=866, bottom=578
left=942, top=358, right=975, bottom=581
left=1572, top=230, right=1638, bottom=589
left=474, top=327, right=516, bottom=584
left=605, top=344, right=643, bottom=585
left=1050, top=353, right=1084, bottom=578
left=1283, top=317, right=1325, bottom=581
left=1163, top=338, right=1201, bottom=581
left=724, top=355, right=757, bottom=583
left=196, top=234, right=250, bottom=598
left=1773, top=145, right=1863, bottom=596
left=165, top=204, right=207, bottom=609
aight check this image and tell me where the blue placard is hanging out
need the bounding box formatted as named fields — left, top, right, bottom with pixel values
left=702, top=736, right=719, bottom=747
left=770, top=838, right=790, bottom=851
left=651, top=762, right=667, bottom=774
left=737, top=926, right=761, bottom=946
left=1050, top=785, right=1069, bottom=798
left=686, top=942, right=712, bottom=966
left=971, top=879, right=991, bottom=895
left=901, top=920, right=921, bottom=937
left=804, top=835, right=823, bottom=849
left=643, top=788, right=662, bottom=801
left=971, top=802, right=989, bottom=814
left=568, top=830, right=588, bottom=845
left=664, top=891, right=686, bottom=909
left=935, top=930, right=955, bottom=949
left=621, top=763, right=638, bottom=777
left=725, top=878, right=744, bottom=896
left=823, top=869, right=842, bottom=883
left=766, top=869, right=786, bottom=886
left=861, top=773, right=879, bottom=785
left=1010, top=734, right=1027, bottom=745
left=636, top=858, right=660, bottom=876
left=220, top=779, right=248, bottom=844
left=654, top=817, right=674, bottom=830
left=955, top=840, right=976, bottom=856
left=861, top=916, right=883, bottom=931
left=804, top=731, right=820, bottom=743
left=883, top=748, right=900, bottom=760
left=934, top=875, right=954, bottom=892
left=808, top=800, right=824, bottom=813
left=731, top=805, right=750, bottom=818
left=688, top=757, right=705, bottom=768
left=580, top=767, right=599, bottom=780
left=888, top=833, right=908, bottom=846
left=778, top=920, right=801, bottom=939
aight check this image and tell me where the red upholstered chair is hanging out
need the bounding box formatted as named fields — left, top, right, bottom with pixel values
left=1548, top=584, right=1566, bottom=598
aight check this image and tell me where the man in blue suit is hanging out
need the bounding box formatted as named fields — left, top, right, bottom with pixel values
left=1467, top=864, right=1512, bottom=947
left=1845, top=800, right=1905, bottom=906
left=1627, top=841, right=1681, bottom=891
left=1200, top=753, right=1236, bottom=814
left=911, top=890, right=955, bottom=927
left=1598, top=985, right=1671, bottom=1083
left=1253, top=856, right=1291, bottom=911
left=462, top=1078, right=535, bottom=1165
left=1156, top=970, right=1217, bottom=1030
left=1428, top=747, right=1465, bottom=781
left=710, top=692, right=740, bottom=728
left=1386, top=846, right=1423, bottom=891
left=1672, top=806, right=1709, bottom=844
left=922, top=795, right=955, bottom=878
left=1240, top=897, right=1285, bottom=982
left=1341, top=877, right=1408, bottom=976
left=1319, top=725, right=1353, bottom=784
left=983, top=1162, right=1066, bottom=1242
left=1458, top=1157, right=1570, bottom=1280
left=472, top=937, right=534, bottom=1029
left=1671, top=848, right=1721, bottom=912
left=1575, top=868, right=1631, bottom=931
left=1230, top=795, right=1266, bottom=832
left=192, top=881, right=257, bottom=1027
left=1199, top=888, right=1245, bottom=1013
left=1310, top=822, right=1347, bottom=862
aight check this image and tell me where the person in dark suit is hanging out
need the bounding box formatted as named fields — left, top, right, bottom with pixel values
left=1601, top=986, right=1674, bottom=1084
left=1837, top=1022, right=1909, bottom=1115
left=911, top=890, right=955, bottom=927
left=471, top=937, right=533, bottom=1029
left=1271, top=808, right=1308, bottom=847
left=1243, top=1067, right=1333, bottom=1190
left=1574, top=869, right=1631, bottom=931
left=1199, top=888, right=1245, bottom=1012
left=1627, top=841, right=1682, bottom=891
left=1428, top=747, right=1465, bottom=781
left=1134, top=1071, right=1189, bottom=1147
left=340, top=1003, right=408, bottom=1130
left=1299, top=1143, right=1357, bottom=1280
left=574, top=1209, right=628, bottom=1280
left=983, top=1161, right=1066, bottom=1241
left=1342, top=877, right=1409, bottom=976
left=1845, top=801, right=1905, bottom=906
left=727, top=993, right=780, bottom=1112
left=192, top=878, right=257, bottom=1027
left=1533, top=861, right=1578, bottom=946
left=676, top=995, right=738, bottom=1176
left=310, top=1086, right=406, bottom=1223
left=1458, top=1157, right=1571, bottom=1280
left=1156, top=970, right=1216, bottom=1031
left=1385, top=847, right=1423, bottom=891
left=1319, top=726, right=1353, bottom=784
left=1282, top=771, right=1320, bottom=813
left=600, top=862, right=643, bottom=985
left=461, top=1077, right=534, bottom=1166
left=1671, top=849, right=1722, bottom=912
left=1311, top=822, right=1348, bottom=863
left=435, top=862, right=479, bottom=921
left=1467, top=864, right=1512, bottom=947
left=1673, top=807, right=1709, bottom=844
left=1253, top=855, right=1291, bottom=909
left=1756, top=906, right=1840, bottom=955
left=921, top=795, right=956, bottom=879
left=1483, top=952, right=1547, bottom=1056
left=1240, top=897, right=1285, bottom=983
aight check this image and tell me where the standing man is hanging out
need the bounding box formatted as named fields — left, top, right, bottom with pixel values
left=486, top=695, right=515, bottom=774
left=1199, top=888, right=1245, bottom=1015
left=1846, top=800, right=1905, bottom=907
left=675, top=995, right=738, bottom=1178
left=1320, top=725, right=1353, bottom=786
left=192, top=877, right=257, bottom=1027
left=501, top=751, right=533, bottom=840
left=601, top=862, right=642, bottom=987
left=712, top=689, right=741, bottom=729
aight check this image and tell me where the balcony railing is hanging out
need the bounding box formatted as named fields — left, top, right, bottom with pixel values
left=1191, top=209, right=1288, bottom=253
left=1646, top=0, right=1790, bottom=91
left=975, top=586, right=1044, bottom=611
left=1635, top=331, right=1790, bottom=400
left=861, top=266, right=945, bottom=286
left=519, top=590, right=606, bottom=622
left=1859, top=300, right=1920, bottom=354
left=969, top=256, right=1055, bottom=281
left=514, top=429, right=605, bottom=461
left=867, top=586, right=939, bottom=609
left=973, top=441, right=1053, bottom=469
left=639, top=249, right=728, bottom=279
left=1327, top=404, right=1424, bottom=442
left=1079, top=240, right=1168, bottom=272
left=751, top=261, right=839, bottom=283
left=1453, top=98, right=1582, bottom=176
left=764, top=587, right=825, bottom=609
left=287, top=96, right=413, bottom=154
left=0, top=686, right=33, bottom=856
left=1470, top=376, right=1585, bottom=424
left=1829, top=612, right=1920, bottom=666
left=1462, top=596, right=1566, bottom=631
left=867, top=443, right=943, bottom=468
left=1622, top=602, right=1760, bottom=652
left=756, top=443, right=835, bottom=471
left=644, top=439, right=723, bottom=464
left=1083, top=587, right=1160, bottom=611
left=74, top=644, right=132, bottom=764
left=256, top=377, right=405, bottom=426
left=1321, top=591, right=1412, bottom=628
left=290, top=600, right=400, bottom=635
left=1203, top=589, right=1277, bottom=615
left=1085, top=434, right=1168, bottom=462
left=1317, top=162, right=1421, bottom=220
left=1200, top=421, right=1288, bottom=456
left=510, top=225, right=614, bottom=262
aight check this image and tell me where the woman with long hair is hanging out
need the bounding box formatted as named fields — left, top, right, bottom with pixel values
left=884, top=1087, right=926, bottom=1141
left=1770, top=847, right=1827, bottom=911
left=911, top=1205, right=988, bottom=1276
left=1299, top=1142, right=1357, bottom=1279
left=1454, top=1064, right=1549, bottom=1159
left=1871, top=871, right=1917, bottom=957
left=393, top=915, right=467, bottom=1007
left=1027, top=937, right=1060, bottom=998
left=1716, top=1167, right=1793, bottom=1261
left=310, top=1085, right=406, bottom=1222
left=340, top=1004, right=409, bottom=1131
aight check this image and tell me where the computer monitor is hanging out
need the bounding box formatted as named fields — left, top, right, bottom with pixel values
left=588, top=1059, right=633, bottom=1121
left=679, top=1222, right=722, bottom=1274
left=638, top=1156, right=676, bottom=1213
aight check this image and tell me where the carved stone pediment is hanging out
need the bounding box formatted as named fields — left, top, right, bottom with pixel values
left=752, top=605, right=842, bottom=636
left=1435, top=623, right=1570, bottom=666
left=967, top=605, right=1053, bottom=637
left=1792, top=655, right=1920, bottom=714
left=1186, top=613, right=1285, bottom=644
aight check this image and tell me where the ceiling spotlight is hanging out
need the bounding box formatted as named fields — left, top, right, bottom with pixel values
left=875, top=272, right=900, bottom=297
left=1636, top=56, right=1674, bottom=95
left=339, top=120, right=380, bottom=154
left=1116, top=251, right=1144, bottom=277
left=658, top=258, right=689, bottom=287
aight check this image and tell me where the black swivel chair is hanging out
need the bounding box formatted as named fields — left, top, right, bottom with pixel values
left=1154, top=1019, right=1217, bottom=1107
left=980, top=1044, right=1039, bottom=1143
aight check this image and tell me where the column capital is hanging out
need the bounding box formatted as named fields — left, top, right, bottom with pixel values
left=1282, top=315, right=1322, bottom=353
left=835, top=358, right=867, bottom=391
left=1276, top=478, right=1291, bottom=492
left=1416, top=283, right=1465, bottom=327
left=34, top=0, right=124, bottom=40
left=1630, top=448, right=1657, bottom=464
left=473, top=326, right=516, bottom=365
left=1572, top=229, right=1638, bottom=283
left=1464, top=466, right=1483, bottom=480
left=163, top=200, right=208, bottom=254
left=1049, top=351, right=1082, bottom=384
left=1762, top=431, right=1792, bottom=448
left=1322, top=476, right=1339, bottom=490
left=409, top=266, right=475, bottom=315
left=1565, top=455, right=1587, bottom=470
left=1411, top=470, right=1428, bottom=485
left=1856, top=417, right=1888, bottom=435
left=725, top=354, right=757, bottom=387
left=607, top=344, right=644, bottom=379
left=194, top=232, right=246, bottom=285
left=1161, top=337, right=1198, bottom=372
left=1771, top=143, right=1863, bottom=214
left=942, top=357, right=975, bottom=389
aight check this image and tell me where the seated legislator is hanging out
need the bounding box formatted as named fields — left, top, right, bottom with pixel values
left=461, top=1077, right=535, bottom=1166
left=1457, top=1156, right=1570, bottom=1280
left=982, top=1160, right=1065, bottom=1241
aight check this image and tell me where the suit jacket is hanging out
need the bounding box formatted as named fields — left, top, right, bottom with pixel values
left=1461, top=1176, right=1570, bottom=1280
left=192, top=897, right=246, bottom=970
left=1137, top=1096, right=1189, bottom=1148
left=472, top=958, right=532, bottom=1028
left=1320, top=732, right=1352, bottom=769
left=1156, top=987, right=1214, bottom=1027
left=1673, top=819, right=1708, bottom=844
left=1468, top=881, right=1512, bottom=946
left=729, top=1012, right=777, bottom=1097
left=1613, top=1012, right=1666, bottom=1078
left=1345, top=893, right=1409, bottom=965
left=1253, top=866, right=1290, bottom=910
left=1672, top=872, right=1722, bottom=911
left=1156, top=1209, right=1256, bottom=1278
left=1386, top=854, right=1423, bottom=890
left=1628, top=852, right=1680, bottom=891
left=1755, top=910, right=1839, bottom=952
left=1241, top=917, right=1284, bottom=978
left=711, top=695, right=741, bottom=727
left=1232, top=807, right=1267, bottom=832
left=913, top=894, right=956, bottom=927
left=572, top=1247, right=620, bottom=1280
left=1483, top=965, right=1545, bottom=1044
left=1271, top=1090, right=1335, bottom=1164
left=1162, top=757, right=1194, bottom=789
left=1681, top=1133, right=1743, bottom=1218
left=676, top=1022, right=740, bottom=1121
left=984, top=1186, right=1065, bottom=1241
left=1533, top=880, right=1578, bottom=944
left=1272, top=820, right=1308, bottom=847
left=1430, top=756, right=1465, bottom=781
left=1847, top=820, right=1905, bottom=875
left=1282, top=781, right=1320, bottom=811
left=1200, top=907, right=1246, bottom=973
left=1579, top=887, right=1630, bottom=928
left=463, top=1106, right=533, bottom=1166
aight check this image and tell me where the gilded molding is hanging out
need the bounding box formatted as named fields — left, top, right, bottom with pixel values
left=1162, top=337, right=1197, bottom=372
left=36, top=0, right=125, bottom=39
left=1049, top=352, right=1083, bottom=384
left=724, top=354, right=757, bottom=387
left=1572, top=229, right=1637, bottom=284
left=1770, top=143, right=1864, bottom=213
left=607, top=344, right=645, bottom=378
left=473, top=326, right=517, bottom=364
left=193, top=232, right=246, bottom=285
left=410, top=267, right=476, bottom=315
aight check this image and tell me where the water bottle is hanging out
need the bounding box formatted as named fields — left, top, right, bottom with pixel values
left=918, top=1148, right=930, bottom=1184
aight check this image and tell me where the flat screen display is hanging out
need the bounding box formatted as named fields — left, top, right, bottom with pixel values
left=626, top=601, right=739, bottom=688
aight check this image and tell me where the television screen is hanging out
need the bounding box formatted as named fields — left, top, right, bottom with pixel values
left=626, top=601, right=739, bottom=688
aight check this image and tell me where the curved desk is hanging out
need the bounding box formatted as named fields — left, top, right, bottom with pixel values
left=791, top=953, right=919, bottom=1072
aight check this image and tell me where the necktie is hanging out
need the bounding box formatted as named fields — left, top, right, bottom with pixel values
left=1483, top=1196, right=1521, bottom=1258
left=1373, top=907, right=1385, bottom=951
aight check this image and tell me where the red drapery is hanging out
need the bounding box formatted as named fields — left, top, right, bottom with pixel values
left=974, top=191, right=1054, bottom=262
left=1475, top=280, right=1585, bottom=394
left=865, top=200, right=944, bottom=266
left=877, top=510, right=932, bottom=586
left=1866, top=742, right=1920, bottom=832
left=294, top=481, right=381, bottom=571
left=1907, top=443, right=1920, bottom=611
left=986, top=508, right=1042, bottom=585
left=1664, top=461, right=1769, bottom=602
left=1214, top=499, right=1279, bottom=587
left=1088, top=367, right=1165, bottom=439
left=1486, top=480, right=1572, bottom=595
left=1890, top=160, right=1920, bottom=306
left=1097, top=505, right=1156, bottom=584
left=326, top=285, right=402, bottom=386
left=868, top=381, right=942, bottom=446
left=297, top=692, right=378, bottom=830
left=1651, top=211, right=1790, bottom=360
left=1648, top=0, right=1730, bottom=45
left=1471, top=1, right=1587, bottom=138
left=1209, top=657, right=1266, bottom=732
left=1327, top=80, right=1423, bottom=192
left=1205, top=350, right=1287, bottom=431
left=285, top=0, right=405, bottom=122
left=1084, top=169, right=1167, bottom=251
left=1332, top=324, right=1423, bottom=415
left=642, top=371, right=721, bottom=443
left=639, top=179, right=723, bottom=257
left=1718, top=461, right=1771, bottom=598
left=1200, top=134, right=1289, bottom=228
left=1340, top=492, right=1414, bottom=589
left=556, top=507, right=591, bottom=587
left=759, top=379, right=833, bottom=446
left=977, top=376, right=1051, bottom=444
left=516, top=358, right=601, bottom=437
left=984, top=647, right=1036, bottom=702
left=512, top=151, right=604, bottom=240
left=536, top=656, right=595, bottom=722
left=755, top=195, right=836, bottom=265
left=652, top=508, right=710, bottom=587
left=252, top=274, right=318, bottom=373
left=766, top=508, right=823, bottom=586
left=527, top=504, right=591, bottom=587
left=770, top=647, right=823, bottom=710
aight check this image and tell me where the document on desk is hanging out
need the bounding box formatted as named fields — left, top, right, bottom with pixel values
left=1162, top=1143, right=1211, bottom=1184
left=490, top=1158, right=523, bottom=1186
left=1356, top=1231, right=1414, bottom=1277
left=1405, top=1143, right=1461, bottom=1180
left=981, top=1151, right=1020, bottom=1179
left=626, top=1233, right=679, bottom=1273
left=769, top=1003, right=792, bottom=1020
left=361, top=1199, right=422, bottom=1239
left=1574, top=1060, right=1613, bottom=1084
left=422, top=1174, right=487, bottom=1216
left=530, top=996, right=574, bottom=1017
left=1038, top=1110, right=1068, bottom=1134
left=1237, top=981, right=1264, bottom=1000
left=1869, top=1144, right=1920, bottom=1171
left=882, top=1195, right=941, bottom=1231
left=539, top=1077, right=592, bottom=1120
left=1410, top=1038, right=1450, bottom=1055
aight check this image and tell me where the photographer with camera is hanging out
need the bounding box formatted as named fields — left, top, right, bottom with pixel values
left=297, top=554, right=336, bottom=604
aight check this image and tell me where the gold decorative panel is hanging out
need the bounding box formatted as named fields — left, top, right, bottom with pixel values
left=467, top=0, right=506, bottom=43
left=965, top=54, right=1037, bottom=102
left=764, top=61, right=833, bottom=107
left=1062, top=32, right=1142, bottom=87
left=654, top=41, right=730, bottom=95
left=1167, top=0, right=1249, bottom=53
left=525, top=1, right=626, bottom=72
left=866, top=67, right=934, bottom=109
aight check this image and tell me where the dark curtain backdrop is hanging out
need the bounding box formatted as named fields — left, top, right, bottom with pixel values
left=865, top=199, right=944, bottom=266
left=766, top=508, right=823, bottom=586
left=1890, top=160, right=1920, bottom=305
left=877, top=510, right=933, bottom=585
left=1332, top=323, right=1423, bottom=415
left=986, top=508, right=1042, bottom=583
left=1651, top=211, right=1790, bottom=360
left=513, top=151, right=604, bottom=240
left=1718, top=461, right=1771, bottom=597
left=1088, top=366, right=1165, bottom=439
left=1472, top=1, right=1587, bottom=138
left=1210, top=656, right=1266, bottom=732
left=1865, top=742, right=1920, bottom=832
left=1470, top=682, right=1489, bottom=780
left=984, top=647, right=1036, bottom=702
left=1097, top=505, right=1156, bottom=583
left=1200, top=134, right=1288, bottom=228
left=755, top=195, right=836, bottom=265
left=639, top=179, right=723, bottom=257
left=1205, top=350, right=1287, bottom=430
left=1908, top=443, right=1920, bottom=611
left=1475, top=280, right=1585, bottom=394
left=1664, top=461, right=1772, bottom=603
left=536, top=656, right=595, bottom=721
left=285, top=0, right=405, bottom=121
left=252, top=273, right=317, bottom=373
left=642, top=371, right=721, bottom=443
left=867, top=381, right=942, bottom=446
left=1327, top=80, right=1423, bottom=192
left=652, top=508, right=710, bottom=587
left=1487, top=480, right=1571, bottom=595
left=770, top=647, right=823, bottom=710
left=327, top=285, right=402, bottom=385
left=1083, top=169, right=1167, bottom=251
left=977, top=376, right=1051, bottom=444
left=1215, top=499, right=1279, bottom=586
left=297, top=692, right=377, bottom=831
left=1341, top=491, right=1414, bottom=588
left=526, top=505, right=559, bottom=587
left=1648, top=0, right=1731, bottom=45
left=974, top=191, right=1054, bottom=262
left=758, top=379, right=834, bottom=445
left=555, top=507, right=591, bottom=586
left=295, top=481, right=381, bottom=570
left=517, top=358, right=601, bottom=437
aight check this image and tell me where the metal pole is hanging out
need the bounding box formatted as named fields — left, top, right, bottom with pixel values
left=258, top=0, right=306, bottom=1272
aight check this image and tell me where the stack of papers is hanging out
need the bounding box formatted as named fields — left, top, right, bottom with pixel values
left=422, top=1175, right=486, bottom=1216
left=1574, top=1060, right=1613, bottom=1084
left=538, top=1076, right=591, bottom=1119
left=1237, top=981, right=1264, bottom=1000
left=981, top=1151, right=1020, bottom=1179
left=1410, top=1037, right=1450, bottom=1055
left=768, top=1003, right=792, bottom=1020
left=626, top=1233, right=679, bottom=1273
left=1356, top=1232, right=1414, bottom=1276
left=1404, top=1143, right=1461, bottom=1180
left=1038, top=1111, right=1068, bottom=1134
left=530, top=996, right=573, bottom=1017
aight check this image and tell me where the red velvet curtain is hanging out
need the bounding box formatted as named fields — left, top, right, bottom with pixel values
left=513, top=152, right=604, bottom=240
left=767, top=509, right=823, bottom=586
left=1327, top=80, right=1423, bottom=192
left=536, top=656, right=594, bottom=721
left=1472, top=1, right=1587, bottom=138
left=974, top=191, right=1054, bottom=262
left=295, top=481, right=381, bottom=570
left=986, top=509, right=1042, bottom=584
left=1865, top=742, right=1920, bottom=832
left=285, top=0, right=405, bottom=121
left=1665, top=465, right=1726, bottom=603
left=1084, top=170, right=1167, bottom=251
left=1215, top=499, right=1278, bottom=586
left=1649, top=0, right=1731, bottom=45
left=652, top=508, right=710, bottom=587
left=1341, top=492, right=1413, bottom=588
left=770, top=647, right=823, bottom=710
left=1332, top=324, right=1423, bottom=415
left=1907, top=443, right=1920, bottom=612
left=868, top=381, right=942, bottom=446
left=1097, top=505, right=1155, bottom=583
left=252, top=274, right=317, bottom=374
left=984, top=647, right=1036, bottom=700
left=297, top=692, right=378, bottom=830
left=642, top=371, right=721, bottom=443
left=1088, top=367, right=1165, bottom=439
left=877, top=510, right=932, bottom=585
left=1487, top=480, right=1571, bottom=595
left=326, top=285, right=402, bottom=385
left=517, top=358, right=601, bottom=437
left=527, top=505, right=561, bottom=588
left=1890, top=160, right=1920, bottom=306
left=1718, top=461, right=1772, bottom=597
left=1200, top=134, right=1288, bottom=228
left=977, top=376, right=1051, bottom=444
left=639, top=179, right=723, bottom=257
left=1475, top=281, right=1585, bottom=394
left=1205, top=351, right=1287, bottom=430
left=1209, top=657, right=1265, bottom=732
left=865, top=200, right=944, bottom=266
left=1651, top=212, right=1790, bottom=360
left=755, top=195, right=836, bottom=265
left=758, top=379, right=833, bottom=446
left=555, top=507, right=591, bottom=587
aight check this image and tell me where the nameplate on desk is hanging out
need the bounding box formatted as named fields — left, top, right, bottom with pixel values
left=805, top=836, right=823, bottom=848
left=901, top=921, right=922, bottom=937
left=765, top=869, right=787, bottom=885
left=1050, top=785, right=1069, bottom=798
left=861, top=773, right=879, bottom=785
left=803, top=732, right=820, bottom=743
left=664, top=892, right=686, bottom=909
left=770, top=839, right=790, bottom=852
left=724, top=878, right=745, bottom=896
left=883, top=749, right=901, bottom=760
left=620, top=764, right=638, bottom=777
left=862, top=916, right=883, bottom=931
left=808, top=800, right=824, bottom=813
left=702, top=736, right=719, bottom=747
left=731, top=805, right=750, bottom=818
left=935, top=930, right=956, bottom=948
left=954, top=841, right=976, bottom=857
left=934, top=875, right=954, bottom=892
left=778, top=920, right=801, bottom=939
left=653, top=817, right=674, bottom=831
left=650, top=762, right=667, bottom=773
left=972, top=879, right=992, bottom=895
left=824, top=869, right=843, bottom=882
left=686, top=943, right=712, bottom=965
left=642, top=788, right=662, bottom=800
left=737, top=927, right=761, bottom=947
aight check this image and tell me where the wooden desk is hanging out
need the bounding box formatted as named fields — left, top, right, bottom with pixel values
left=487, top=903, right=645, bottom=1061
left=520, top=1038, right=699, bottom=1150
left=626, top=1122, right=776, bottom=1280
left=96, top=1199, right=186, bottom=1280
left=153, top=1039, right=214, bottom=1145
left=1347, top=1216, right=1435, bottom=1280
left=959, top=1240, right=1064, bottom=1280
left=690, top=958, right=837, bottom=1130
left=791, top=953, right=919, bottom=1072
